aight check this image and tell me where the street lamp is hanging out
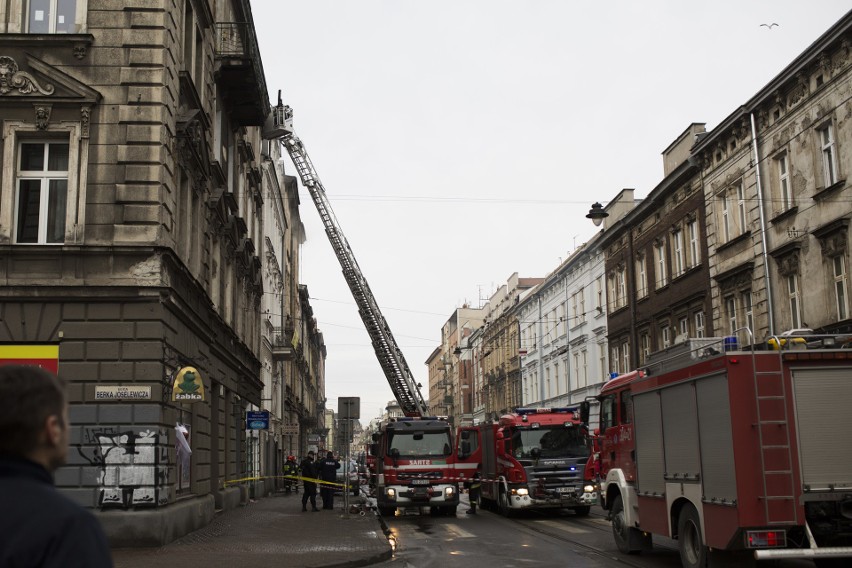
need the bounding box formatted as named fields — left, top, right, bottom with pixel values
left=586, top=202, right=609, bottom=227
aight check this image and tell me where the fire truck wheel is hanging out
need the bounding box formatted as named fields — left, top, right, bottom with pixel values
left=573, top=506, right=591, bottom=517
left=677, top=504, right=708, bottom=568
left=611, top=495, right=639, bottom=555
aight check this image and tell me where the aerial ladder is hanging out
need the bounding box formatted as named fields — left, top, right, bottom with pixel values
left=264, top=98, right=428, bottom=417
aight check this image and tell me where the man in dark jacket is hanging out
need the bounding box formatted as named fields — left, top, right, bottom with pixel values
left=0, top=365, right=113, bottom=567
left=299, top=451, right=320, bottom=512
left=318, top=451, right=340, bottom=510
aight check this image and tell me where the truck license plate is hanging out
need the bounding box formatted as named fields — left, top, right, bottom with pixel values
left=409, top=479, right=430, bottom=486
left=556, top=487, right=574, bottom=494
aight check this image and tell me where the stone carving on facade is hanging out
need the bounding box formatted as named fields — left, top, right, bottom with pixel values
left=34, top=105, right=51, bottom=129
left=73, top=43, right=88, bottom=60
left=818, top=228, right=848, bottom=258
left=777, top=252, right=800, bottom=277
left=0, top=56, right=55, bottom=95
left=717, top=264, right=754, bottom=294
left=834, top=39, right=849, bottom=73
left=81, top=107, right=90, bottom=138
left=787, top=72, right=809, bottom=108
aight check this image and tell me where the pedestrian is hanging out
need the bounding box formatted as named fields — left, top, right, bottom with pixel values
left=300, top=451, right=320, bottom=512
left=319, top=450, right=340, bottom=510
left=466, top=470, right=481, bottom=515
left=0, top=365, right=114, bottom=567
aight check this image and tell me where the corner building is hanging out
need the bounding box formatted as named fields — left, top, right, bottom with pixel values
left=0, top=0, right=287, bottom=545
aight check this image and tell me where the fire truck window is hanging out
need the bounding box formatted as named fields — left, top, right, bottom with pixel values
left=387, top=431, right=453, bottom=457
left=620, top=390, right=633, bottom=424
left=601, top=395, right=617, bottom=431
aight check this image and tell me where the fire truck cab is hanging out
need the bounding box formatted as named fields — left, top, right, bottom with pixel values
left=457, top=406, right=596, bottom=517
left=370, top=416, right=459, bottom=516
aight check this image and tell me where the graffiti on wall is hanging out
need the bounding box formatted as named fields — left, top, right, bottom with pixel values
left=78, top=427, right=170, bottom=508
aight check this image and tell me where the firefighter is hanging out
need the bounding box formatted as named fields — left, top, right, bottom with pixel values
left=466, top=470, right=481, bottom=515
left=283, top=455, right=298, bottom=493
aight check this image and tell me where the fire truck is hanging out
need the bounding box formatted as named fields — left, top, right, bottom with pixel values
left=590, top=334, right=852, bottom=568
left=370, top=416, right=460, bottom=516
left=457, top=407, right=597, bottom=516
left=264, top=101, right=457, bottom=516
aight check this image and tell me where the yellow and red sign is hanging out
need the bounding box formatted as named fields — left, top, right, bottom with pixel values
left=0, top=344, right=59, bottom=373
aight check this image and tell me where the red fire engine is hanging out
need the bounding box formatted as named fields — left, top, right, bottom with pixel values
left=371, top=416, right=460, bottom=516
left=589, top=335, right=852, bottom=568
left=457, top=407, right=596, bottom=516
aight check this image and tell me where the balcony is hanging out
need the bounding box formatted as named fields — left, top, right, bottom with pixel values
left=271, top=326, right=295, bottom=361
left=214, top=22, right=270, bottom=126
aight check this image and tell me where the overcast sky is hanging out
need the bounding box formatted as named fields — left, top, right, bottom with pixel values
left=253, top=1, right=851, bottom=424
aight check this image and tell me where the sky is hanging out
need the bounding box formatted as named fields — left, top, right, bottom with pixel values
left=252, top=1, right=851, bottom=424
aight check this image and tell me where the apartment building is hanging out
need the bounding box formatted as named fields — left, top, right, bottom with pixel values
left=0, top=0, right=325, bottom=545
left=694, top=10, right=852, bottom=342
left=517, top=239, right=607, bottom=414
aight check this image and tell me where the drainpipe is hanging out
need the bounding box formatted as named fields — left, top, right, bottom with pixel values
left=750, top=112, right=776, bottom=337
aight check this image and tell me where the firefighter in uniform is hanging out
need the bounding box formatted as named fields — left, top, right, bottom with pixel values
left=466, top=470, right=481, bottom=515
left=283, top=455, right=298, bottom=493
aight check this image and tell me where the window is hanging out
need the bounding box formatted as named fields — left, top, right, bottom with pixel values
left=679, top=317, right=688, bottom=338
left=596, top=277, right=604, bottom=313
left=654, top=240, right=668, bottom=288
left=636, top=255, right=648, bottom=298
left=777, top=153, right=792, bottom=210
left=787, top=275, right=802, bottom=329
left=660, top=325, right=670, bottom=349
left=600, top=395, right=617, bottom=431
left=640, top=333, right=650, bottom=364
left=736, top=183, right=747, bottom=234
left=742, top=291, right=754, bottom=335
left=578, top=288, right=585, bottom=324
left=694, top=311, right=705, bottom=338
left=818, top=122, right=839, bottom=187
left=687, top=219, right=700, bottom=267
left=833, top=256, right=849, bottom=320
left=27, top=0, right=79, bottom=33
left=673, top=230, right=685, bottom=277
left=621, top=342, right=630, bottom=374
left=725, top=295, right=737, bottom=333
left=617, top=266, right=627, bottom=308
left=14, top=141, right=69, bottom=244
left=720, top=192, right=732, bottom=241
left=580, top=350, right=587, bottom=388
left=718, top=182, right=747, bottom=242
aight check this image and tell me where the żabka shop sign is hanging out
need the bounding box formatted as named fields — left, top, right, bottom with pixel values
left=0, top=345, right=59, bottom=373
left=171, top=366, right=205, bottom=402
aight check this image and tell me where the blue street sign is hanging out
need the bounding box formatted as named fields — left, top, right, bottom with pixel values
left=246, top=410, right=270, bottom=430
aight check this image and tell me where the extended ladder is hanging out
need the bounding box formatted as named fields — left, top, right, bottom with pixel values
left=272, top=105, right=428, bottom=417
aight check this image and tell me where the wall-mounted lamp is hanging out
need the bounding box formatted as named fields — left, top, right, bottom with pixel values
left=586, top=202, right=609, bottom=227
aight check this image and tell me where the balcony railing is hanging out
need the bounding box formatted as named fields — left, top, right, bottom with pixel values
left=214, top=21, right=270, bottom=125
left=271, top=326, right=295, bottom=360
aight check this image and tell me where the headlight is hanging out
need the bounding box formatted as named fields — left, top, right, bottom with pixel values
left=584, top=485, right=596, bottom=493
left=514, top=488, right=529, bottom=496
left=444, top=486, right=455, bottom=498
left=386, top=488, right=396, bottom=499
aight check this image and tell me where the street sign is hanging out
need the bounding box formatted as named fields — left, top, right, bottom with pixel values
left=282, top=423, right=299, bottom=435
left=246, top=410, right=270, bottom=430
left=338, top=397, right=360, bottom=419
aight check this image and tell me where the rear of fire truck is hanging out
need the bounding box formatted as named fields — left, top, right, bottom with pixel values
left=592, top=334, right=852, bottom=568
left=371, top=417, right=459, bottom=516
left=458, top=406, right=596, bottom=517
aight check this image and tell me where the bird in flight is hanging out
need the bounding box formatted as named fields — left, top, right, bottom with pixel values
left=761, top=23, right=779, bottom=29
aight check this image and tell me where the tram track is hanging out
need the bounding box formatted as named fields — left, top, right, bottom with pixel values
left=508, top=509, right=681, bottom=568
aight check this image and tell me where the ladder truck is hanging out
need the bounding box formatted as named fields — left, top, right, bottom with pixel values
left=264, top=99, right=427, bottom=418
left=264, top=100, right=459, bottom=515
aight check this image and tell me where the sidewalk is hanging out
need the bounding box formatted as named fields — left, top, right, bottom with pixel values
left=111, top=491, right=393, bottom=568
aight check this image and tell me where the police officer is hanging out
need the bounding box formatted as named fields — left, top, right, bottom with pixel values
left=299, top=451, right=320, bottom=512
left=318, top=451, right=340, bottom=510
